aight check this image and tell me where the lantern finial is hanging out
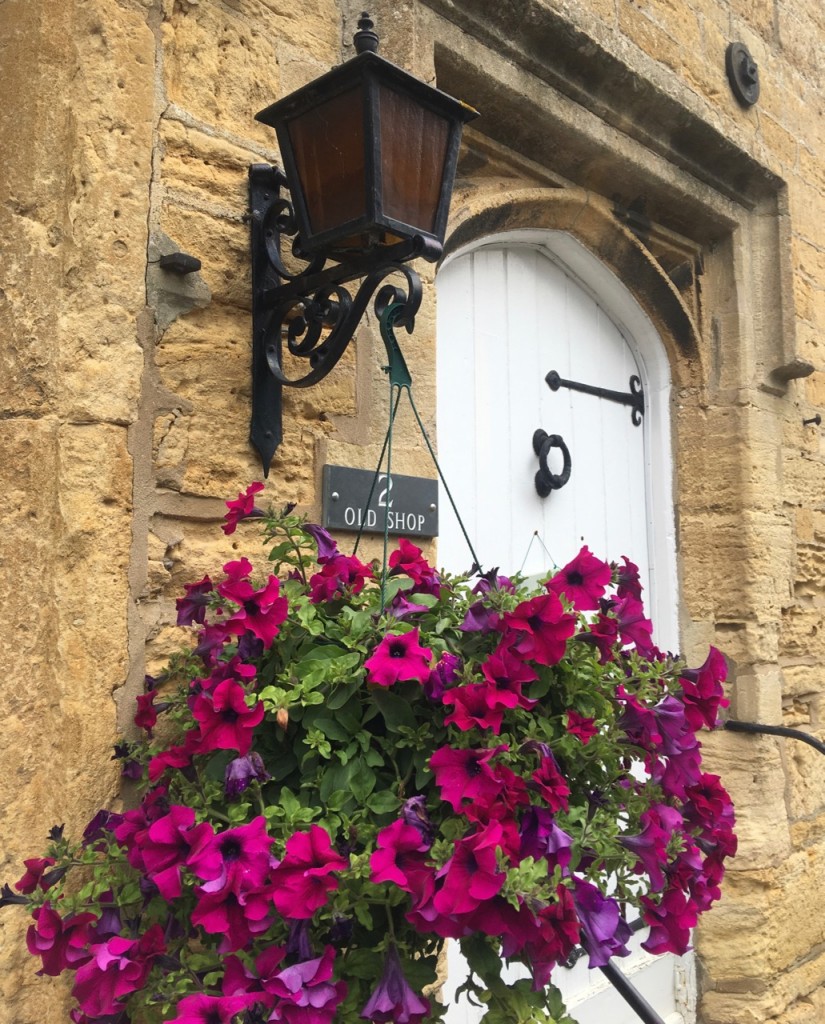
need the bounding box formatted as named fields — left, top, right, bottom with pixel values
left=354, top=12, right=379, bottom=54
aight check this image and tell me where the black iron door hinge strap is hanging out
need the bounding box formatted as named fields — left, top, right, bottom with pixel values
left=545, top=370, right=645, bottom=426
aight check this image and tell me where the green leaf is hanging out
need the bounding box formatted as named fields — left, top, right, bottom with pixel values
left=327, top=681, right=360, bottom=710
left=308, top=716, right=352, bottom=742
left=353, top=901, right=374, bottom=930
left=460, top=933, right=503, bottom=986
left=371, top=688, right=417, bottom=732
left=349, top=757, right=377, bottom=803
left=365, top=790, right=401, bottom=814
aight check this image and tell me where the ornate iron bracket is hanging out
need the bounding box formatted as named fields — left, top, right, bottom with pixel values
left=545, top=370, right=645, bottom=426
left=532, top=429, right=571, bottom=497
left=249, top=163, right=439, bottom=475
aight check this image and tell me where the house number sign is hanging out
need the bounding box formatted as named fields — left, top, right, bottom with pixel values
left=322, top=465, right=438, bottom=537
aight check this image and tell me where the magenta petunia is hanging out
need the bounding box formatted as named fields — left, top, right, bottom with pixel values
left=566, top=709, right=598, bottom=745
left=186, top=816, right=272, bottom=895
left=223, top=482, right=265, bottom=535
left=15, top=857, right=56, bottom=894
left=168, top=993, right=262, bottom=1024
left=531, top=754, right=571, bottom=813
left=309, top=554, right=374, bottom=603
left=191, top=677, right=264, bottom=757
left=176, top=574, right=214, bottom=627
left=443, top=685, right=505, bottom=733
left=364, top=630, right=433, bottom=687
left=501, top=592, right=576, bottom=666
left=429, top=744, right=510, bottom=812
left=546, top=546, right=612, bottom=611
left=139, top=804, right=213, bottom=899
left=71, top=925, right=164, bottom=1017
left=218, top=573, right=288, bottom=647
left=191, top=884, right=273, bottom=952
left=616, top=555, right=643, bottom=601
left=265, top=945, right=347, bottom=1024
left=134, top=691, right=159, bottom=731
left=679, top=646, right=729, bottom=730
left=433, top=823, right=506, bottom=917
left=641, top=886, right=698, bottom=956
left=613, top=594, right=655, bottom=654
left=270, top=825, right=349, bottom=919
left=370, top=820, right=432, bottom=896
left=26, top=905, right=96, bottom=976
left=480, top=645, right=538, bottom=710
left=388, top=538, right=441, bottom=596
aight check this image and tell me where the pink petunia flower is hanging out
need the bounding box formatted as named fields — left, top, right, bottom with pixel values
left=218, top=573, right=288, bottom=647
left=223, top=482, right=265, bottom=535
left=443, top=685, right=505, bottom=733
left=191, top=678, right=264, bottom=757
left=168, top=993, right=262, bottom=1024
left=388, top=538, right=441, bottom=596
left=26, top=905, right=96, bottom=976
left=186, top=816, right=272, bottom=895
left=531, top=754, right=571, bottom=813
left=309, top=554, right=374, bottom=603
left=566, top=709, right=598, bottom=745
left=270, top=825, right=349, bottom=919
left=679, top=646, right=729, bottom=730
left=15, top=857, right=56, bottom=894
left=71, top=925, right=164, bottom=1017
left=641, top=886, right=698, bottom=956
left=364, top=630, right=433, bottom=687
left=370, top=820, right=433, bottom=897
left=433, top=823, right=506, bottom=917
left=501, top=593, right=576, bottom=666
left=139, top=805, right=213, bottom=899
left=265, top=945, right=347, bottom=1024
left=429, top=745, right=510, bottom=812
left=546, top=546, right=612, bottom=611
left=191, top=884, right=273, bottom=952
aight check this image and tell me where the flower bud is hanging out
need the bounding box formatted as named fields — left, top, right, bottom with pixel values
left=276, top=707, right=289, bottom=730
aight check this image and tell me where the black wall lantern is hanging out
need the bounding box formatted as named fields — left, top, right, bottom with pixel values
left=249, top=12, right=477, bottom=474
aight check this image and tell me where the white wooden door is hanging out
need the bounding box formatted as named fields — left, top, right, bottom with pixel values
left=435, top=233, right=688, bottom=1024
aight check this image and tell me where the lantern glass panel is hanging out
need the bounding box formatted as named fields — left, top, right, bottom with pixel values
left=378, top=83, right=450, bottom=236
left=287, top=86, right=366, bottom=237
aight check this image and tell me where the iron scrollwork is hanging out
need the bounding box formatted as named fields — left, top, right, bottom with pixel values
left=532, top=429, right=572, bottom=498
left=249, top=164, right=438, bottom=475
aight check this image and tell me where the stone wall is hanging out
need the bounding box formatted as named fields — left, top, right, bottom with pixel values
left=1, top=0, right=824, bottom=1022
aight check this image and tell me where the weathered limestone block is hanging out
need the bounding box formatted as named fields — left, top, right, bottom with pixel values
left=781, top=606, right=825, bottom=662
left=160, top=118, right=260, bottom=210
left=785, top=726, right=825, bottom=819
left=675, top=405, right=749, bottom=514
left=57, top=1, right=154, bottom=424
left=154, top=305, right=257, bottom=492
left=160, top=204, right=250, bottom=310
left=700, top=729, right=791, bottom=870
left=161, top=0, right=338, bottom=144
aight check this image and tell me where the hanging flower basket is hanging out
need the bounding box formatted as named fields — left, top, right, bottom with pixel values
left=3, top=485, right=736, bottom=1024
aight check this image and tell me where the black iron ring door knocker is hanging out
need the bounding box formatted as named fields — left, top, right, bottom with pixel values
left=532, top=429, right=571, bottom=498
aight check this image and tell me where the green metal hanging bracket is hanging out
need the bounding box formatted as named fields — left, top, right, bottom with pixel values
left=379, top=301, right=413, bottom=392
